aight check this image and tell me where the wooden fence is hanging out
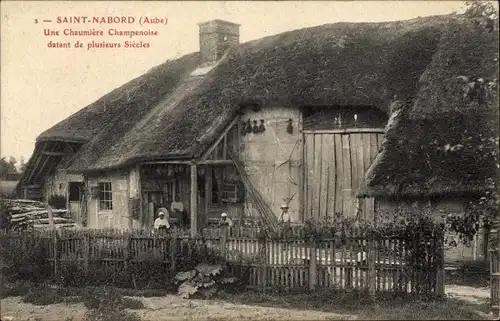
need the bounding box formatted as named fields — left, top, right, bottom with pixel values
left=0, top=228, right=444, bottom=297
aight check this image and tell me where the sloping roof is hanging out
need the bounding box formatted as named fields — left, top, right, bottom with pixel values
left=35, top=14, right=490, bottom=175
left=358, top=18, right=499, bottom=198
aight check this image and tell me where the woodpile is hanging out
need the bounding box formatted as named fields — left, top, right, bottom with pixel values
left=2, top=199, right=78, bottom=230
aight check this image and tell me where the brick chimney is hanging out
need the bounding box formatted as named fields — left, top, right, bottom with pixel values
left=198, top=19, right=240, bottom=66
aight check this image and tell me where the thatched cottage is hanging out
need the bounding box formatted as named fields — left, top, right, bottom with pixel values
left=18, top=15, right=498, bottom=245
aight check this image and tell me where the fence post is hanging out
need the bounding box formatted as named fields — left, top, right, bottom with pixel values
left=259, top=237, right=268, bottom=291
left=490, top=226, right=499, bottom=317
left=435, top=228, right=445, bottom=298
left=308, top=238, right=317, bottom=291
left=82, top=232, right=90, bottom=273
left=170, top=235, right=177, bottom=272
left=124, top=232, right=131, bottom=271
left=221, top=227, right=228, bottom=260
left=367, top=237, right=376, bottom=301
left=53, top=230, right=60, bottom=279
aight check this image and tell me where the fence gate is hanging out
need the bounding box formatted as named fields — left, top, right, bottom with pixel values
left=302, top=130, right=384, bottom=220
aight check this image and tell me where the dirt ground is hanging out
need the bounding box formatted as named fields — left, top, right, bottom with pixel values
left=0, top=285, right=491, bottom=321
left=445, top=284, right=490, bottom=304
left=0, top=295, right=356, bottom=321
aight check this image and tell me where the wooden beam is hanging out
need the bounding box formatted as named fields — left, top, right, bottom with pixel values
left=198, top=160, right=234, bottom=165
left=201, top=116, right=240, bottom=161
left=27, top=154, right=45, bottom=183
left=27, top=141, right=54, bottom=183
left=190, top=163, right=198, bottom=237
left=204, top=165, right=211, bottom=227
left=222, top=136, right=227, bottom=159
left=33, top=153, right=60, bottom=183
left=302, top=128, right=385, bottom=134
left=41, top=151, right=65, bottom=156
left=140, top=160, right=191, bottom=165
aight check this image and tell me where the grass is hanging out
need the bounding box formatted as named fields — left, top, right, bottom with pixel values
left=17, top=283, right=145, bottom=310
left=2, top=281, right=495, bottom=320
left=218, top=289, right=493, bottom=320
left=8, top=282, right=144, bottom=321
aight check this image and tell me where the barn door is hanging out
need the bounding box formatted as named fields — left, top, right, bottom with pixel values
left=302, top=131, right=383, bottom=221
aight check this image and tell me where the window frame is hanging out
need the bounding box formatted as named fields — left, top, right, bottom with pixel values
left=98, top=182, right=113, bottom=211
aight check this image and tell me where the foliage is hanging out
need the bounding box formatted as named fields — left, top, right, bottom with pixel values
left=0, top=199, right=12, bottom=230
left=128, top=249, right=175, bottom=289
left=175, top=238, right=227, bottom=272
left=22, top=284, right=64, bottom=305
left=268, top=204, right=443, bottom=242
left=174, top=263, right=237, bottom=299
left=81, top=287, right=142, bottom=321
left=221, top=289, right=490, bottom=320
left=56, top=249, right=176, bottom=290
left=0, top=234, right=51, bottom=282
left=431, top=1, right=500, bottom=253
left=0, top=280, right=31, bottom=299
left=0, top=156, right=18, bottom=179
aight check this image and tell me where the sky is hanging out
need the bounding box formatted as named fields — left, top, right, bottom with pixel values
left=1, top=0, right=469, bottom=162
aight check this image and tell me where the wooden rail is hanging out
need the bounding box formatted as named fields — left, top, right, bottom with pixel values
left=0, top=228, right=444, bottom=296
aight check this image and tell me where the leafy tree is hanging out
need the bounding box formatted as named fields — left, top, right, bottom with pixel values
left=19, top=156, right=26, bottom=173
left=0, top=157, right=17, bottom=179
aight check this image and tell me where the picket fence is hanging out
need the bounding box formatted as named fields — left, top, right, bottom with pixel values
left=0, top=227, right=445, bottom=297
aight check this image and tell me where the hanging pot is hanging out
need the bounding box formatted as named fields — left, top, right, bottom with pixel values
left=286, top=118, right=293, bottom=134
left=252, top=120, right=259, bottom=133
left=245, top=119, right=252, bottom=134
left=258, top=119, right=266, bottom=133
left=241, top=121, right=247, bottom=136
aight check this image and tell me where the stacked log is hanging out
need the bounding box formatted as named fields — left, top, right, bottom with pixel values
left=2, top=199, right=77, bottom=230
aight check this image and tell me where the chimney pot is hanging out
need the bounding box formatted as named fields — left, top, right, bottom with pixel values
left=198, top=19, right=240, bottom=66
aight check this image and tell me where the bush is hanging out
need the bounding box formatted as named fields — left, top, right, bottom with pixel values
left=174, top=263, right=238, bottom=299
left=0, top=280, right=31, bottom=299
left=82, top=287, right=142, bottom=321
left=0, top=199, right=12, bottom=230
left=57, top=254, right=88, bottom=287
left=0, top=235, right=51, bottom=282
left=22, top=284, right=64, bottom=305
left=128, top=249, right=175, bottom=289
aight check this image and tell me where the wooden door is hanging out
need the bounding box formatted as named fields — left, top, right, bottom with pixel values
left=68, top=182, right=84, bottom=224
left=302, top=131, right=383, bottom=221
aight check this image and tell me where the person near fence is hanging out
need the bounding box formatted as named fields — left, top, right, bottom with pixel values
left=279, top=204, right=292, bottom=240
left=154, top=210, right=170, bottom=233
left=171, top=195, right=188, bottom=228
left=218, top=212, right=233, bottom=227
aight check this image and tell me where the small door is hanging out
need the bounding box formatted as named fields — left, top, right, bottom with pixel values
left=68, top=182, right=84, bottom=223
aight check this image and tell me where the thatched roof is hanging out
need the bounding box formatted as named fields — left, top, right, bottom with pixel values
left=34, top=14, right=495, bottom=180
left=358, top=17, right=499, bottom=198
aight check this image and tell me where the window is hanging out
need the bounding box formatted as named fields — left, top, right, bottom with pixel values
left=99, top=182, right=113, bottom=210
